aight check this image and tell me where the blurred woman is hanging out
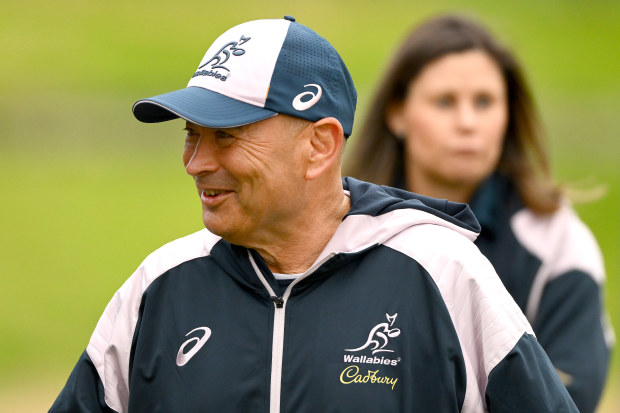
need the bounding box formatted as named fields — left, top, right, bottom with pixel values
left=345, top=14, right=613, bottom=413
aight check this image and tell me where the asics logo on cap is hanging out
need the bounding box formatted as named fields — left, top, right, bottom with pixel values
left=292, top=84, right=322, bottom=111
left=176, top=326, right=212, bottom=366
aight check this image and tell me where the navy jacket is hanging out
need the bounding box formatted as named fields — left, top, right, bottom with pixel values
left=50, top=178, right=578, bottom=412
left=470, top=173, right=614, bottom=413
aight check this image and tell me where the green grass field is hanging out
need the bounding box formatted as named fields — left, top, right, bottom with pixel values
left=1, top=0, right=619, bottom=410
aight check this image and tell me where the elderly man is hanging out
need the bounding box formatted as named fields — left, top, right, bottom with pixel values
left=50, top=16, right=578, bottom=413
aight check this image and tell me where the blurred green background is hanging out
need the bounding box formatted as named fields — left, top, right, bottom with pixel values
left=1, top=0, right=618, bottom=410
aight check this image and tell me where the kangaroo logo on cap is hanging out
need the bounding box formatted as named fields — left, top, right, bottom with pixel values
left=199, top=35, right=251, bottom=72
left=292, top=84, right=322, bottom=111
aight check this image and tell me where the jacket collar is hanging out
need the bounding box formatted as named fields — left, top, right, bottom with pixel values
left=469, top=173, right=520, bottom=239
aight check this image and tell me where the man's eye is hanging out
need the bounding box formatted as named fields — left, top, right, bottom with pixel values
left=214, top=130, right=235, bottom=146
left=183, top=128, right=199, bottom=144
left=214, top=130, right=233, bottom=139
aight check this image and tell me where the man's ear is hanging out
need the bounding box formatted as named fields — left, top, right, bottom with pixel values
left=305, top=117, right=344, bottom=180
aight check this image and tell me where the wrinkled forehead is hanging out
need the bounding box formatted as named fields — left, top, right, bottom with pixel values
left=185, top=114, right=310, bottom=136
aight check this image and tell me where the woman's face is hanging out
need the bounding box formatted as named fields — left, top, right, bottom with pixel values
left=388, top=50, right=508, bottom=198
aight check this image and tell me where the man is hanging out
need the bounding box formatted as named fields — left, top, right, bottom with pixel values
left=50, top=16, right=578, bottom=412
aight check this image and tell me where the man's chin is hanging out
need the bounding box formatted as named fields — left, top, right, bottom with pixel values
left=202, top=218, right=236, bottom=243
left=202, top=219, right=225, bottom=237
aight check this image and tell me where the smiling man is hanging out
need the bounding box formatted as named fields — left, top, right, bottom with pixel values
left=50, top=16, right=579, bottom=413
left=181, top=115, right=349, bottom=273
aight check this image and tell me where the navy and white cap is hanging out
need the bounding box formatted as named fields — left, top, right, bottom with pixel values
left=133, top=16, right=357, bottom=136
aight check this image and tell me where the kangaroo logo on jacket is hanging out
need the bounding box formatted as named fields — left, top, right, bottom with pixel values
left=346, top=313, right=401, bottom=355
left=340, top=313, right=401, bottom=390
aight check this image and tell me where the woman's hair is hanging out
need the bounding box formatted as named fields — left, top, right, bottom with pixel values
left=344, top=14, right=562, bottom=213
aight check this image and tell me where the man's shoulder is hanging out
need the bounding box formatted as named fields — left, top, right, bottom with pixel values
left=383, top=221, right=503, bottom=307
left=136, top=229, right=222, bottom=280
left=386, top=221, right=481, bottom=265
left=149, top=228, right=221, bottom=258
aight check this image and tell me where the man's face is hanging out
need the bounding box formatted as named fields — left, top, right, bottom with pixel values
left=183, top=115, right=310, bottom=245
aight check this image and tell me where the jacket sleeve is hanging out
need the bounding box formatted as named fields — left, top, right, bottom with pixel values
left=485, top=333, right=579, bottom=412
left=510, top=205, right=614, bottom=413
left=49, top=350, right=117, bottom=413
left=385, top=222, right=584, bottom=411
left=49, top=230, right=217, bottom=413
left=533, top=270, right=612, bottom=413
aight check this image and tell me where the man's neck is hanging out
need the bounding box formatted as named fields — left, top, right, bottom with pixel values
left=254, top=189, right=350, bottom=274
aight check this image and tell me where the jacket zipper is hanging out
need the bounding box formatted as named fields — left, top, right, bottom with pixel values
left=248, top=252, right=286, bottom=413
left=248, top=251, right=337, bottom=413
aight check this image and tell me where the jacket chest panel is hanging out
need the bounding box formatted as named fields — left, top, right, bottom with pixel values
left=127, top=248, right=466, bottom=412
left=128, top=269, right=274, bottom=412
left=275, top=250, right=466, bottom=412
left=278, top=290, right=465, bottom=412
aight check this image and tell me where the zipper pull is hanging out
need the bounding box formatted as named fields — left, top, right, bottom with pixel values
left=270, top=296, right=284, bottom=308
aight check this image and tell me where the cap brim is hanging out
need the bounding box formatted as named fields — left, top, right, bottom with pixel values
left=132, top=86, right=277, bottom=128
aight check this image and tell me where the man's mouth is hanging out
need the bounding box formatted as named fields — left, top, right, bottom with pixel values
left=200, top=189, right=233, bottom=204
left=203, top=189, right=229, bottom=197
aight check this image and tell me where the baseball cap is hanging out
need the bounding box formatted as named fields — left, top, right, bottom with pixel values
left=132, top=16, right=357, bottom=136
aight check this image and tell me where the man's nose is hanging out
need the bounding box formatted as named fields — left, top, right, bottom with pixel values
left=184, top=137, right=218, bottom=176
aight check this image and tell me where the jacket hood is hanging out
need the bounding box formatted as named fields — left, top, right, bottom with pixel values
left=344, top=177, right=480, bottom=232
left=316, top=178, right=482, bottom=259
